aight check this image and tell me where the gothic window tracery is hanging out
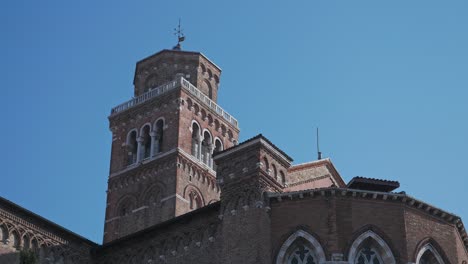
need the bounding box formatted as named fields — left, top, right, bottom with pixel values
left=348, top=231, right=396, bottom=264
left=286, top=242, right=317, bottom=264
left=355, top=247, right=383, bottom=264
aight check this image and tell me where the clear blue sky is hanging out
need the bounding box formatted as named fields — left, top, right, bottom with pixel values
left=1, top=0, right=467, bottom=243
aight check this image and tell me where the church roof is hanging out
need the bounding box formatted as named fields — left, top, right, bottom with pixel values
left=347, top=176, right=400, bottom=192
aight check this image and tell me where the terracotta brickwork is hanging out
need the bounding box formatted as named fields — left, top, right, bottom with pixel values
left=0, top=198, right=95, bottom=264
left=104, top=50, right=239, bottom=244
left=1, top=48, right=467, bottom=264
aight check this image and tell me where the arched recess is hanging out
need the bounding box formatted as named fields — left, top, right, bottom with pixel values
left=115, top=195, right=137, bottom=217
left=213, top=138, right=223, bottom=171
left=141, top=183, right=164, bottom=207
left=183, top=185, right=205, bottom=210
left=347, top=230, right=396, bottom=264
left=275, top=229, right=326, bottom=264
left=415, top=242, right=446, bottom=264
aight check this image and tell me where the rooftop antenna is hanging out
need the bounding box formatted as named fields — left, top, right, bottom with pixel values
left=316, top=127, right=322, bottom=160
left=173, top=18, right=185, bottom=50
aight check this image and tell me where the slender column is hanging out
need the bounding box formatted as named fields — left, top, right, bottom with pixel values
left=136, top=137, right=144, bottom=162
left=150, top=131, right=157, bottom=157
left=208, top=144, right=214, bottom=168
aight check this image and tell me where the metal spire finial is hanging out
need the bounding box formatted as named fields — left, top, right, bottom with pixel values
left=173, top=18, right=185, bottom=50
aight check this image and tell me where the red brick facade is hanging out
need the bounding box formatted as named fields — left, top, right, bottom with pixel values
left=0, top=48, right=467, bottom=264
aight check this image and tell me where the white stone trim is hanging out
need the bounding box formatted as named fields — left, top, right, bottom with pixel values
left=415, top=244, right=445, bottom=264
left=132, top=206, right=148, bottom=213
left=275, top=230, right=326, bottom=264
left=161, top=194, right=189, bottom=204
left=347, top=230, right=395, bottom=264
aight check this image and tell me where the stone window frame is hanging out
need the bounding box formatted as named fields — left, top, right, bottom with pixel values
left=347, top=230, right=395, bottom=264
left=415, top=243, right=445, bottom=264
left=276, top=230, right=326, bottom=264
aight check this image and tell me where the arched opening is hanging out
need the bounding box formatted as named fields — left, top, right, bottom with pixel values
left=191, top=122, right=201, bottom=159
left=272, top=164, right=278, bottom=181
left=201, top=80, right=213, bottom=99
left=213, top=139, right=223, bottom=171
left=0, top=224, right=6, bottom=244
left=416, top=244, right=445, bottom=264
left=348, top=230, right=396, bottom=264
left=117, top=197, right=136, bottom=217
left=126, top=130, right=138, bottom=165
left=276, top=230, right=326, bottom=264
left=202, top=131, right=213, bottom=167
left=22, top=235, right=30, bottom=250
left=143, top=185, right=163, bottom=207
left=10, top=231, right=20, bottom=249
left=153, top=119, right=164, bottom=155
left=280, top=171, right=286, bottom=185
left=140, top=125, right=151, bottom=160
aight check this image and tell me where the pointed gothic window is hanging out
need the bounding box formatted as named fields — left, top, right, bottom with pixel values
left=355, top=247, right=383, bottom=264
left=348, top=231, right=395, bottom=264
left=416, top=244, right=445, bottom=264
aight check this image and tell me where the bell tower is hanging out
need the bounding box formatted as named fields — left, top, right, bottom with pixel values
left=103, top=45, right=239, bottom=243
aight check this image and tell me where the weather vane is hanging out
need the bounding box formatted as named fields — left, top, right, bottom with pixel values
left=173, top=18, right=185, bottom=50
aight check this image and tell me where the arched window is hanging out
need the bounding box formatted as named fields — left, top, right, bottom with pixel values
left=202, top=131, right=213, bottom=167
left=276, top=230, right=326, bottom=264
left=213, top=139, right=223, bottom=171
left=191, top=122, right=201, bottom=159
left=348, top=230, right=396, bottom=264
left=153, top=119, right=164, bottom=155
left=126, top=130, right=138, bottom=165
left=416, top=244, right=445, bottom=264
left=140, top=125, right=151, bottom=160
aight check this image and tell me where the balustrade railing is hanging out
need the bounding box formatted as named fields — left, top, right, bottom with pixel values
left=110, top=77, right=239, bottom=128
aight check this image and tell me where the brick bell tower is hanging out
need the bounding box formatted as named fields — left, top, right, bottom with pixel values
left=103, top=41, right=240, bottom=243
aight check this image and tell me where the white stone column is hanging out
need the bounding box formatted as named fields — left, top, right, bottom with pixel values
left=150, top=131, right=157, bottom=157
left=208, top=144, right=214, bottom=169
left=136, top=137, right=144, bottom=162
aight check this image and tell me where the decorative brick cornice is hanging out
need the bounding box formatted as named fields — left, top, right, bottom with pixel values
left=268, top=187, right=468, bottom=252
